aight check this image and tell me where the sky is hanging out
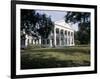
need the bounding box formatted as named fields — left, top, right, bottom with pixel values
left=36, top=10, right=78, bottom=31
left=36, top=10, right=66, bottom=22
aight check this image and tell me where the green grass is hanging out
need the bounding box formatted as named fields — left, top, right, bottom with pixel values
left=21, top=46, right=90, bottom=69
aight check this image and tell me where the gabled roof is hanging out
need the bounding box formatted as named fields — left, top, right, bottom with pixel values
left=54, top=20, right=74, bottom=30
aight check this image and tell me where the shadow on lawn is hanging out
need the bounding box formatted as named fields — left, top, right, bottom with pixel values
left=21, top=54, right=90, bottom=69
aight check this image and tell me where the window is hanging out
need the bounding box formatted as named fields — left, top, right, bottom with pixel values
left=65, top=30, right=67, bottom=35
left=56, top=28, right=59, bottom=34
left=68, top=31, right=70, bottom=36
left=71, top=32, right=73, bottom=36
left=61, top=30, right=64, bottom=35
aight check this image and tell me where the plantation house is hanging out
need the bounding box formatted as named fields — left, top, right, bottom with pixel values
left=21, top=20, right=75, bottom=48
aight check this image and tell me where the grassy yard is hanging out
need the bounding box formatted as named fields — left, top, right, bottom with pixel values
left=21, top=46, right=90, bottom=69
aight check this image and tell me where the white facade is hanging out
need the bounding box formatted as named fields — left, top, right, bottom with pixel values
left=21, top=20, right=75, bottom=48
left=53, top=20, right=75, bottom=47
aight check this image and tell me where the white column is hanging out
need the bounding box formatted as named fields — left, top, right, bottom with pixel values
left=25, top=35, right=28, bottom=47
left=54, top=27, right=56, bottom=47
left=71, top=32, right=73, bottom=46
left=29, top=36, right=31, bottom=44
left=39, top=37, right=41, bottom=45
left=32, top=39, right=35, bottom=44
left=50, top=39, right=52, bottom=47
left=41, top=39, right=43, bottom=45
left=36, top=39, right=38, bottom=45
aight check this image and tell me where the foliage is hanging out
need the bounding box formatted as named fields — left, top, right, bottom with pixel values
left=65, top=11, right=90, bottom=44
left=36, top=14, right=54, bottom=38
left=21, top=9, right=37, bottom=35
left=21, top=9, right=54, bottom=39
left=65, top=12, right=90, bottom=23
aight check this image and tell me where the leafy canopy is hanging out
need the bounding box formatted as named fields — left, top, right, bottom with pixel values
left=21, top=9, right=54, bottom=39
left=65, top=11, right=90, bottom=44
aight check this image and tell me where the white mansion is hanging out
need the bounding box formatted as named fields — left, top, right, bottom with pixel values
left=21, top=20, right=75, bottom=48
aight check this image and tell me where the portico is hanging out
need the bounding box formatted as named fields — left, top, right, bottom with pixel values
left=49, top=20, right=75, bottom=47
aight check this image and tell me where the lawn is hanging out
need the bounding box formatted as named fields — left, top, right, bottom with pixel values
left=21, top=46, right=90, bottom=69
